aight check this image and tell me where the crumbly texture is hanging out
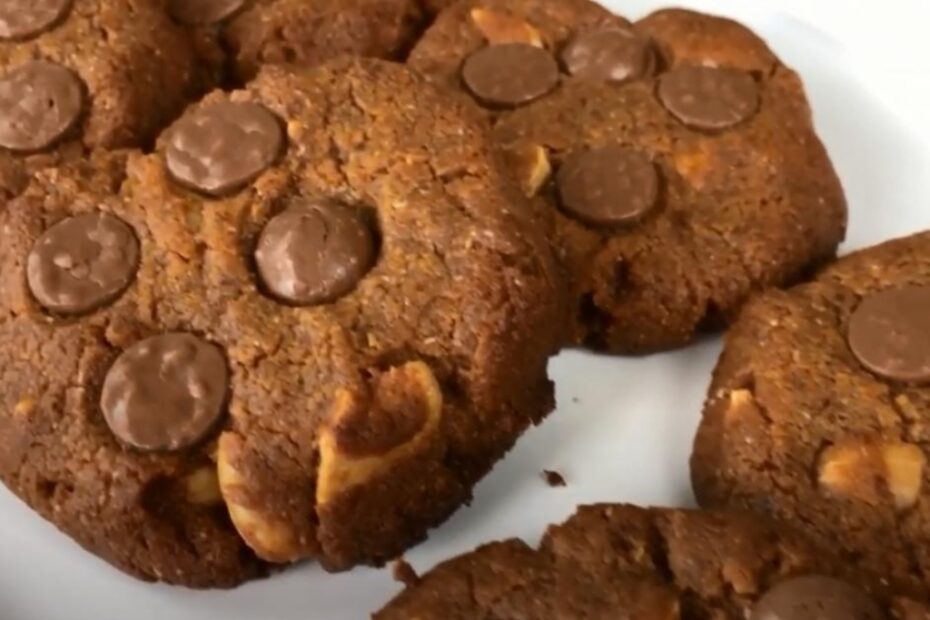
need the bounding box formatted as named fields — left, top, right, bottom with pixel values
left=0, top=0, right=204, bottom=198
left=172, top=0, right=425, bottom=83
left=693, top=231, right=930, bottom=599
left=409, top=4, right=847, bottom=353
left=0, top=58, right=563, bottom=587
left=375, top=504, right=928, bottom=619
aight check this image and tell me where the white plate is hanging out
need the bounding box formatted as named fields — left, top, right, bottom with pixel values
left=3, top=1, right=930, bottom=618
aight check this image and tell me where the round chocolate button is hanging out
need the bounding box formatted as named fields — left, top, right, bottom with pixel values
left=255, top=202, right=376, bottom=306
left=101, top=334, right=229, bottom=451
left=167, top=0, right=246, bottom=26
left=848, top=285, right=930, bottom=383
left=557, top=145, right=659, bottom=227
left=658, top=65, right=759, bottom=131
left=27, top=212, right=139, bottom=315
left=165, top=100, right=283, bottom=197
left=0, top=61, right=83, bottom=152
left=462, top=43, right=560, bottom=109
left=750, top=575, right=885, bottom=620
left=0, top=0, right=71, bottom=40
left=560, top=27, right=654, bottom=83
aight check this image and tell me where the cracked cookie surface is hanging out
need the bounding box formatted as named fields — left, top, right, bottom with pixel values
left=409, top=4, right=847, bottom=353
left=0, top=58, right=563, bottom=587
left=693, top=231, right=930, bottom=599
left=375, top=504, right=927, bottom=619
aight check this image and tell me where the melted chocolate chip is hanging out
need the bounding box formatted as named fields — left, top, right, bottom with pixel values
left=0, top=0, right=71, bottom=40
left=557, top=145, right=659, bottom=227
left=167, top=0, right=246, bottom=26
left=750, top=575, right=885, bottom=620
left=27, top=212, right=139, bottom=315
left=101, top=334, right=229, bottom=451
left=165, top=100, right=283, bottom=197
left=658, top=65, right=759, bottom=130
left=255, top=202, right=376, bottom=306
left=0, top=61, right=83, bottom=152
left=560, top=27, right=654, bottom=83
left=462, top=43, right=559, bottom=109
left=848, top=285, right=930, bottom=383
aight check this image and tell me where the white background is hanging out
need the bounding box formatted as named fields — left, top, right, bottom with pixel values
left=2, top=1, right=930, bottom=618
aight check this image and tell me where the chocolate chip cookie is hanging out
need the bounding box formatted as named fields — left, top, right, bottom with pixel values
left=409, top=4, right=847, bottom=353
left=0, top=0, right=204, bottom=199
left=164, top=0, right=424, bottom=83
left=0, top=58, right=563, bottom=587
left=693, top=231, right=930, bottom=599
left=375, top=504, right=926, bottom=619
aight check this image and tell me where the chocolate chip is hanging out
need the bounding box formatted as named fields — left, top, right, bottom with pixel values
left=658, top=65, right=759, bottom=130
left=0, top=61, right=83, bottom=152
left=0, top=0, right=71, bottom=40
left=560, top=27, right=654, bottom=83
left=557, top=145, right=659, bottom=227
left=255, top=202, right=376, bottom=306
left=27, top=212, right=139, bottom=315
left=101, top=334, right=229, bottom=451
left=165, top=100, right=283, bottom=197
left=848, top=285, right=930, bottom=383
left=167, top=0, right=246, bottom=26
left=462, top=43, right=559, bottom=108
left=750, top=575, right=885, bottom=620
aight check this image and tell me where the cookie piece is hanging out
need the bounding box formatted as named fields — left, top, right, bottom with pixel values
left=0, top=58, right=562, bottom=587
left=165, top=0, right=424, bottom=83
left=375, top=504, right=925, bottom=618
left=693, top=231, right=930, bottom=598
left=409, top=5, right=847, bottom=353
left=0, top=0, right=203, bottom=199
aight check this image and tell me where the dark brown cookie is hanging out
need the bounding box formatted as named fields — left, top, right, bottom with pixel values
left=0, top=0, right=204, bottom=199
left=693, top=231, right=930, bottom=599
left=375, top=504, right=925, bottom=619
left=165, top=0, right=424, bottom=83
left=409, top=4, right=847, bottom=353
left=0, top=58, right=563, bottom=588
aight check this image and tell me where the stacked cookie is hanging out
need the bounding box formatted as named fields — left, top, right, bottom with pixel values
left=0, top=0, right=927, bottom=615
left=410, top=0, right=846, bottom=353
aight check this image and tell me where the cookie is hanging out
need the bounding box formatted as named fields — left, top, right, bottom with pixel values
left=375, top=504, right=926, bottom=619
left=409, top=4, right=847, bottom=353
left=0, top=58, right=563, bottom=587
left=693, top=231, right=930, bottom=599
left=0, top=0, right=204, bottom=199
left=421, top=0, right=456, bottom=19
left=164, top=0, right=424, bottom=82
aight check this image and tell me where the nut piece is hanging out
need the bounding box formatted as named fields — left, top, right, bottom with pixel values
left=818, top=439, right=925, bottom=510
left=217, top=432, right=303, bottom=563
left=504, top=144, right=551, bottom=197
left=317, top=361, right=443, bottom=506
left=882, top=443, right=926, bottom=510
left=471, top=8, right=544, bottom=47
left=184, top=466, right=222, bottom=506
left=14, top=397, right=36, bottom=417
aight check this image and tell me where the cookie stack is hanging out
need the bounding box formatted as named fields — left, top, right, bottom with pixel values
left=0, top=0, right=926, bottom=617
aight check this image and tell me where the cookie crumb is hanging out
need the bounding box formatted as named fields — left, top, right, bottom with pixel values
left=392, top=559, right=419, bottom=586
left=542, top=470, right=567, bottom=487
